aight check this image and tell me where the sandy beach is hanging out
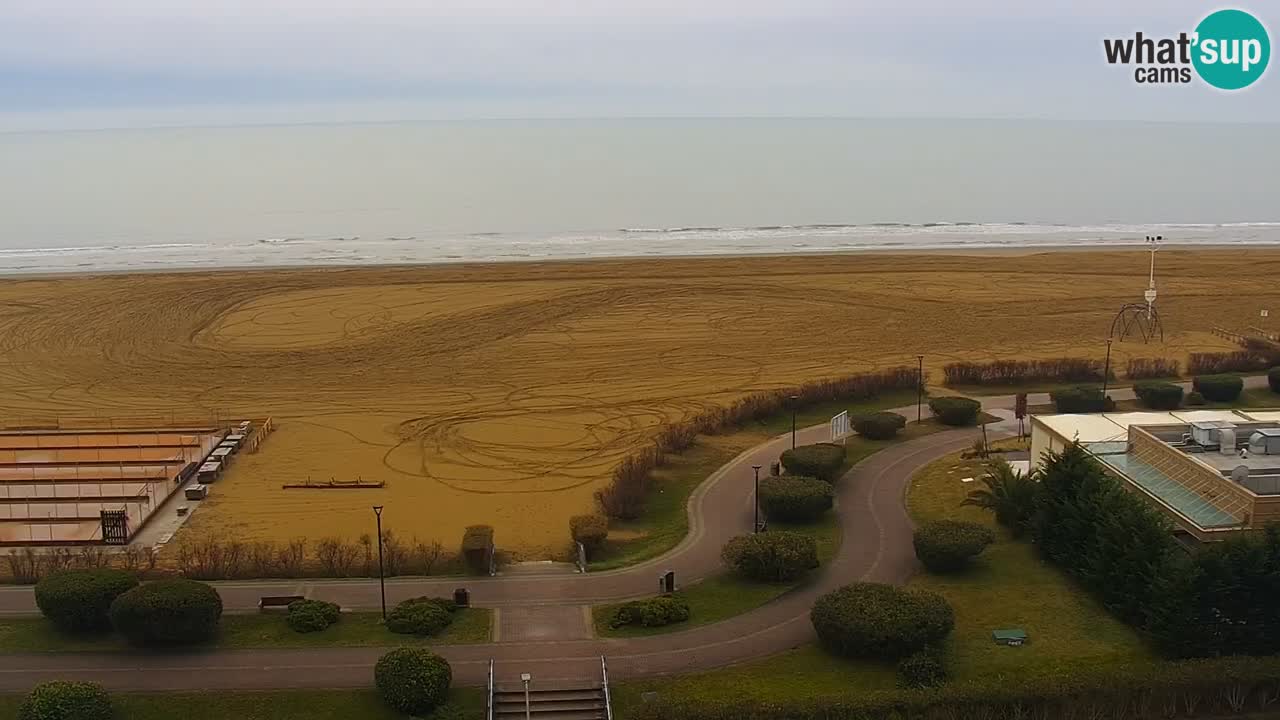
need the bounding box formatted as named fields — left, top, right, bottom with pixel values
left=1, top=248, right=1276, bottom=558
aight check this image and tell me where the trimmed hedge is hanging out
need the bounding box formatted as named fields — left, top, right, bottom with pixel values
left=633, top=656, right=1280, bottom=720
left=569, top=514, right=608, bottom=553
left=108, top=578, right=222, bottom=646
left=1049, top=386, right=1111, bottom=413
left=758, top=476, right=833, bottom=524
left=609, top=596, right=690, bottom=628
left=374, top=648, right=452, bottom=716
left=942, top=358, right=1105, bottom=386
left=1192, top=373, right=1243, bottom=402
left=779, top=443, right=845, bottom=481
left=387, top=597, right=455, bottom=636
left=1271, top=366, right=1280, bottom=393
left=1131, top=380, right=1184, bottom=410
left=721, top=532, right=819, bottom=582
left=912, top=520, right=995, bottom=573
left=1125, top=357, right=1180, bottom=380
left=897, top=647, right=947, bottom=689
left=927, top=396, right=980, bottom=426
left=18, top=681, right=112, bottom=720
left=811, top=582, right=954, bottom=660
left=286, top=599, right=340, bottom=633
left=1185, top=390, right=1206, bottom=406
left=852, top=412, right=906, bottom=440
left=461, top=525, right=494, bottom=573
left=34, top=569, right=138, bottom=633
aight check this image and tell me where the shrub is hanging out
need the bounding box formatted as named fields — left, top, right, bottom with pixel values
left=286, top=599, right=340, bottom=633
left=961, top=460, right=1038, bottom=537
left=1132, top=380, right=1184, bottom=410
left=387, top=597, right=454, bottom=636
left=1125, top=357, right=1181, bottom=380
left=1189, top=351, right=1270, bottom=375
left=758, top=476, right=834, bottom=524
left=942, top=358, right=1105, bottom=386
left=1185, top=390, right=1206, bottom=406
left=927, top=396, right=980, bottom=426
left=108, top=578, right=222, bottom=646
left=852, top=412, right=906, bottom=440
left=374, top=648, right=452, bottom=716
left=1049, top=386, right=1110, bottom=413
left=610, top=596, right=690, bottom=628
left=34, top=569, right=138, bottom=633
left=18, top=681, right=112, bottom=720
left=461, top=525, right=494, bottom=573
left=779, top=443, right=845, bottom=481
left=913, top=520, right=995, bottom=573
left=1269, top=366, right=1280, bottom=393
left=1192, top=374, right=1243, bottom=402
left=897, top=647, right=947, bottom=689
left=569, top=514, right=608, bottom=554
left=721, top=532, right=819, bottom=582
left=811, top=583, right=954, bottom=660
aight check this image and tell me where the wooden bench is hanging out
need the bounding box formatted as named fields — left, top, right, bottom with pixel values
left=258, top=595, right=305, bottom=611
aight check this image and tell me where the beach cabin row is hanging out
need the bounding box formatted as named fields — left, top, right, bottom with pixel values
left=194, top=421, right=253, bottom=485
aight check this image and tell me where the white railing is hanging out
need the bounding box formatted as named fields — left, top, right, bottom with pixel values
left=486, top=659, right=495, bottom=720
left=600, top=655, right=614, bottom=720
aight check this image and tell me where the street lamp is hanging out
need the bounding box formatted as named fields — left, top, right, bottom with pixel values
left=752, top=465, right=762, bottom=533
left=916, top=355, right=925, bottom=423
left=372, top=505, right=386, bottom=619
left=521, top=673, right=532, bottom=720
left=789, top=394, right=800, bottom=449
left=1101, top=337, right=1114, bottom=403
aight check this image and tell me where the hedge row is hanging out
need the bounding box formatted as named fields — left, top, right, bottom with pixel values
left=610, top=596, right=690, bottom=629
left=1125, top=357, right=1181, bottom=380
left=1192, top=374, right=1243, bottom=402
left=810, top=583, right=953, bottom=660
left=1049, top=386, right=1113, bottom=413
left=942, top=357, right=1106, bottom=386
left=1188, top=351, right=1271, bottom=375
left=387, top=596, right=457, bottom=637
left=595, top=367, right=922, bottom=519
left=633, top=655, right=1280, bottom=720
left=759, top=477, right=833, bottom=524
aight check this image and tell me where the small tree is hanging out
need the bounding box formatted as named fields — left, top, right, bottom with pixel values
left=721, top=532, right=819, bottom=582
left=1193, top=374, right=1244, bottom=402
left=108, top=578, right=222, bottom=646
left=913, top=520, right=995, bottom=573
left=779, top=443, right=845, bottom=481
left=34, top=569, right=138, bottom=633
left=811, top=582, right=954, bottom=660
left=758, top=476, right=834, bottom=523
left=928, top=397, right=980, bottom=426
left=18, top=681, right=112, bottom=720
left=375, top=648, right=452, bottom=716
left=961, top=459, right=1038, bottom=537
left=852, top=412, right=907, bottom=440
left=569, top=514, right=609, bottom=555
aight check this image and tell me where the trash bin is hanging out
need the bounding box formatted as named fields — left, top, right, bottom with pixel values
left=453, top=587, right=470, bottom=608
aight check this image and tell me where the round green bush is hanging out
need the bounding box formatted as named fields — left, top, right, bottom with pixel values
left=1049, top=387, right=1110, bottom=413
left=1270, top=367, right=1280, bottom=394
left=758, top=476, right=834, bottom=524
left=1193, top=374, right=1243, bottom=402
left=375, top=648, right=452, bottom=716
left=34, top=569, right=138, bottom=633
left=928, top=397, right=980, bottom=426
left=721, top=531, right=819, bottom=582
left=108, top=579, right=222, bottom=646
left=569, top=514, right=609, bottom=553
left=898, top=647, right=947, bottom=689
left=286, top=599, right=341, bottom=633
left=779, top=443, right=845, bottom=481
left=1186, top=390, right=1206, bottom=406
left=18, top=681, right=112, bottom=720
left=609, top=596, right=690, bottom=629
left=913, top=520, right=995, bottom=573
left=1132, top=381, right=1184, bottom=410
left=852, top=412, right=907, bottom=440
left=387, top=597, right=453, bottom=636
left=811, top=582, right=954, bottom=660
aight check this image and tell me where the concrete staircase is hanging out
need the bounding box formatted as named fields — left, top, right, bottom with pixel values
left=493, top=679, right=608, bottom=720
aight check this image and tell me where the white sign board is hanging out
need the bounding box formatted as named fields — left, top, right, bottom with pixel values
left=830, top=411, right=851, bottom=441
left=1262, top=309, right=1270, bottom=318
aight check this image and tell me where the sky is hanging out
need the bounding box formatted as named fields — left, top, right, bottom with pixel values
left=1, top=1, right=1277, bottom=130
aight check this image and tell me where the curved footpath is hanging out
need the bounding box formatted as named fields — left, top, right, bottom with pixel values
left=0, top=375, right=1264, bottom=692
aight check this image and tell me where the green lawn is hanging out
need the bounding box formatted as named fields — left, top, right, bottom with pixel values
left=588, top=392, right=924, bottom=572
left=0, top=688, right=483, bottom=720
left=592, top=515, right=840, bottom=638
left=0, top=608, right=491, bottom=652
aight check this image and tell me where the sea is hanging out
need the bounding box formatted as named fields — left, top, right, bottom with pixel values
left=1, top=118, right=1277, bottom=275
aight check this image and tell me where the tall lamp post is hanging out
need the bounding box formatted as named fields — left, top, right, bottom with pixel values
left=372, top=505, right=387, bottom=619
left=789, top=394, right=800, bottom=449
left=1101, top=337, right=1114, bottom=401
left=916, top=355, right=925, bottom=423
left=752, top=465, right=762, bottom=533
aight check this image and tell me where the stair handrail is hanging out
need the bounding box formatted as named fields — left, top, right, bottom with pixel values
left=600, top=655, right=614, bottom=720
left=486, top=658, right=495, bottom=720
